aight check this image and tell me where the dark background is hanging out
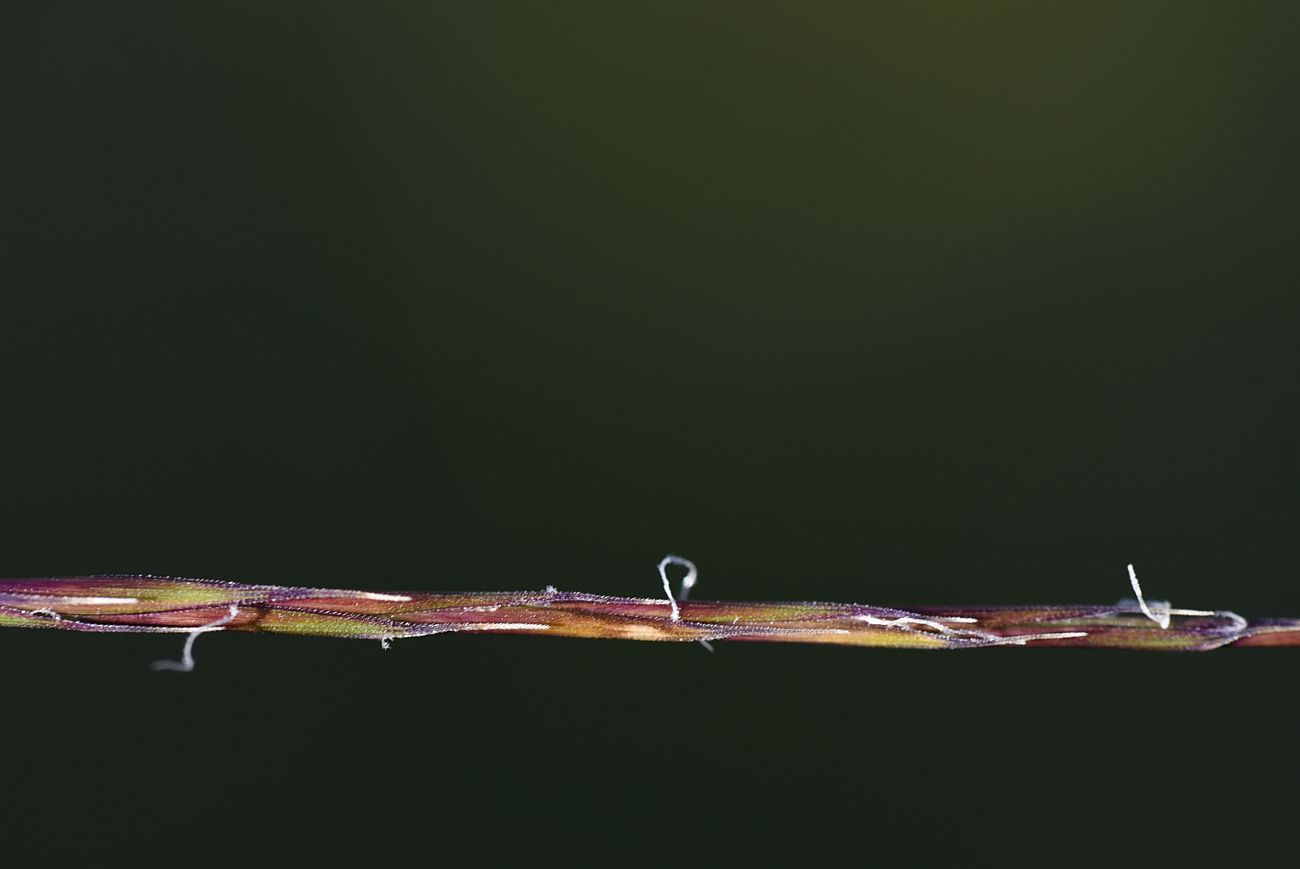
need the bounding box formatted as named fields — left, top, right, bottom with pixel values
left=3, top=2, right=1298, bottom=865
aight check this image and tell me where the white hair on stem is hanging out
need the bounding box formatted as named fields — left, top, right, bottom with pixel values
left=1127, top=563, right=1171, bottom=629
left=657, top=555, right=697, bottom=621
left=656, top=555, right=713, bottom=651
left=151, top=604, right=240, bottom=673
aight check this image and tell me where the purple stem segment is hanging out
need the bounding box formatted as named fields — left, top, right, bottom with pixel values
left=2, top=575, right=1299, bottom=653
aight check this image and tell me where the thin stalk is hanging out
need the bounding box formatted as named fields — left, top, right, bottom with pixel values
left=2, top=563, right=1298, bottom=660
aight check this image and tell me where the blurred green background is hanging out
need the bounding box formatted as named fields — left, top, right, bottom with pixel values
left=2, top=2, right=1298, bottom=865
